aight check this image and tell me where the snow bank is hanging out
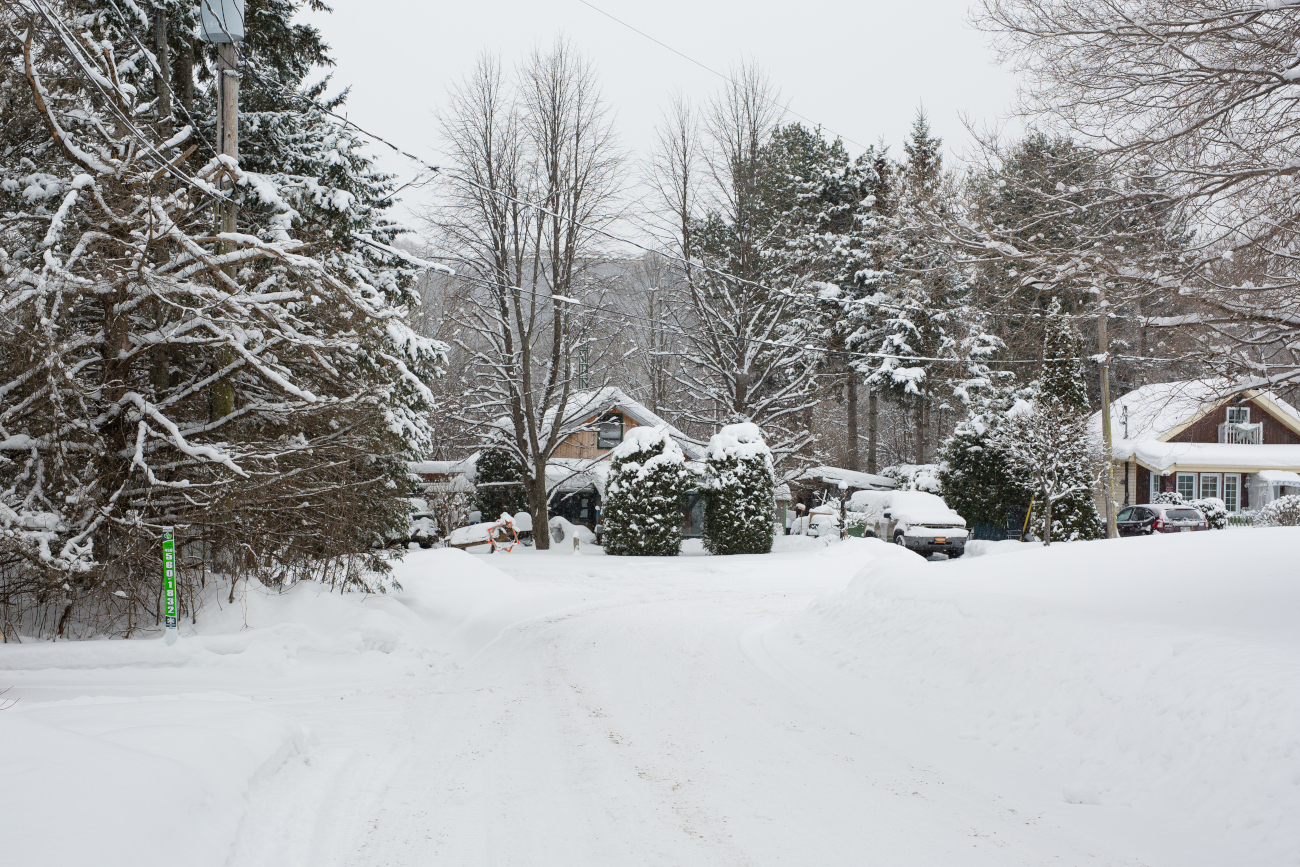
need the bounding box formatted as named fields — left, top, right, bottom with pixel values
left=962, top=538, right=1034, bottom=558
left=390, top=548, right=599, bottom=654
left=0, top=578, right=442, bottom=674
left=2, top=694, right=304, bottom=867
left=787, top=530, right=1300, bottom=862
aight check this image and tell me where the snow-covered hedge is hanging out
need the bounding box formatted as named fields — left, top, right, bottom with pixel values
left=1255, top=494, right=1300, bottom=527
left=1194, top=497, right=1228, bottom=530
left=702, top=423, right=776, bottom=555
left=601, top=428, right=694, bottom=556
left=1152, top=491, right=1186, bottom=506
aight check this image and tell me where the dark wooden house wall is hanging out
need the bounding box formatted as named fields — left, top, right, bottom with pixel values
left=1168, top=398, right=1300, bottom=445
left=1136, top=466, right=1151, bottom=504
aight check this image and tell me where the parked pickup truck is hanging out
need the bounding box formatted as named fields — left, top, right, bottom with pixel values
left=849, top=490, right=969, bottom=558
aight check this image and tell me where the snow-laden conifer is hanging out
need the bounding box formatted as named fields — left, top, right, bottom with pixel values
left=991, top=398, right=1101, bottom=546
left=0, top=4, right=444, bottom=635
left=1026, top=304, right=1105, bottom=542
left=938, top=378, right=1033, bottom=533
left=601, top=428, right=694, bottom=556
left=701, top=423, right=775, bottom=555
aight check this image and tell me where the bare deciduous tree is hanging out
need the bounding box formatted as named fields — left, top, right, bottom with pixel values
left=648, top=65, right=818, bottom=469
left=429, top=43, right=621, bottom=548
left=976, top=0, right=1300, bottom=390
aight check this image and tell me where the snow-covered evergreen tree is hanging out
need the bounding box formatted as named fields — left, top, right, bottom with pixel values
left=701, top=424, right=776, bottom=555
left=991, top=399, right=1101, bottom=546
left=0, top=3, right=444, bottom=635
left=1029, top=306, right=1105, bottom=541
left=847, top=113, right=1000, bottom=465
left=472, top=450, right=528, bottom=521
left=937, top=378, right=1033, bottom=532
left=601, top=428, right=694, bottom=556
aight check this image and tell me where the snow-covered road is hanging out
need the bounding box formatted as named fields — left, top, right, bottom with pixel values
left=6, top=533, right=1297, bottom=866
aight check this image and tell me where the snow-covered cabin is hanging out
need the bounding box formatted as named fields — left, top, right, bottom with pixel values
left=466, top=388, right=705, bottom=533
left=543, top=388, right=705, bottom=531
left=1091, top=379, right=1300, bottom=515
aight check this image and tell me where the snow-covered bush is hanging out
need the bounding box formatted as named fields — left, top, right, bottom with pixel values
left=1255, top=495, right=1300, bottom=527
left=1194, top=498, right=1228, bottom=530
left=1152, top=491, right=1186, bottom=506
left=882, top=464, right=943, bottom=494
left=702, top=424, right=776, bottom=555
left=602, top=429, right=694, bottom=556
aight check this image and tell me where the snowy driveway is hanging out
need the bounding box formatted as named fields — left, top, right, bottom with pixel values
left=5, top=533, right=1297, bottom=866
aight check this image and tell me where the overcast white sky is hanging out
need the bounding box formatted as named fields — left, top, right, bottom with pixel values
left=300, top=0, right=1020, bottom=234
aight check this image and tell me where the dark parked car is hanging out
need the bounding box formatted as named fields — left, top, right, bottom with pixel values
left=1116, top=504, right=1208, bottom=536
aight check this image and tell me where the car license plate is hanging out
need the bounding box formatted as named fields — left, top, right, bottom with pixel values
left=1180, top=526, right=1190, bottom=532
left=934, top=537, right=946, bottom=543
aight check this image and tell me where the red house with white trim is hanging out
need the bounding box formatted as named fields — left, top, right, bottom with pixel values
left=1092, top=379, right=1300, bottom=515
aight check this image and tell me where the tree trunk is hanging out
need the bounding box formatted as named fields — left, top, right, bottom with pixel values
left=1042, top=496, right=1053, bottom=546
left=867, top=390, right=878, bottom=474
left=171, top=27, right=195, bottom=115
left=153, top=10, right=172, bottom=136
left=845, top=372, right=860, bottom=472
left=530, top=471, right=551, bottom=550
left=916, top=397, right=930, bottom=465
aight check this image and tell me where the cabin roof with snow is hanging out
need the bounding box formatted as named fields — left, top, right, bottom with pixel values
left=514, top=386, right=706, bottom=462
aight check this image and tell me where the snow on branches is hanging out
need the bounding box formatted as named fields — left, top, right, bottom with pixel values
left=0, top=4, right=445, bottom=634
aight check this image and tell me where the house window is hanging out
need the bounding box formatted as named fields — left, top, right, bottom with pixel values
left=1199, top=473, right=1220, bottom=501
left=1176, top=473, right=1196, bottom=501
left=1226, top=406, right=1250, bottom=425
left=1223, top=473, right=1240, bottom=513
left=597, top=412, right=624, bottom=449
left=1150, top=471, right=1161, bottom=502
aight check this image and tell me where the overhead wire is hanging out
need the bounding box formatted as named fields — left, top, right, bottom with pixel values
left=26, top=0, right=229, bottom=203
left=63, top=0, right=1179, bottom=368
left=574, top=0, right=873, bottom=152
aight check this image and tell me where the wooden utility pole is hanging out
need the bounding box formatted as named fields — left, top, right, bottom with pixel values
left=210, top=40, right=239, bottom=420
left=1098, top=298, right=1118, bottom=539
left=215, top=41, right=238, bottom=234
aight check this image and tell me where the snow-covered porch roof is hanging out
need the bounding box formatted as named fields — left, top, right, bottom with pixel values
left=796, top=465, right=897, bottom=491
left=1112, top=441, right=1300, bottom=475
left=548, top=458, right=612, bottom=496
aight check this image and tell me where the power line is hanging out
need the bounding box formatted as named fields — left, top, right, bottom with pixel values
left=575, top=0, right=872, bottom=153
left=417, top=258, right=1175, bottom=367
left=57, top=4, right=1178, bottom=369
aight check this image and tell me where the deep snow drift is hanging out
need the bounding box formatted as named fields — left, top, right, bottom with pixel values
left=1, top=532, right=1295, bottom=865
left=786, top=531, right=1300, bottom=864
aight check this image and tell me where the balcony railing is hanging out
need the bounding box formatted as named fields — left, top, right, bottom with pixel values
left=1218, top=422, right=1263, bottom=444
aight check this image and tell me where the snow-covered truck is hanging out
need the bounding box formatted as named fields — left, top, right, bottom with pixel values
left=849, top=490, right=969, bottom=557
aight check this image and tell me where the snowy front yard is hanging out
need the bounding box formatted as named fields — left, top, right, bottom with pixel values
left=3, top=532, right=1298, bottom=866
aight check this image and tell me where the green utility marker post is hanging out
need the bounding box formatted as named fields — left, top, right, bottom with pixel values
left=162, top=527, right=178, bottom=645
